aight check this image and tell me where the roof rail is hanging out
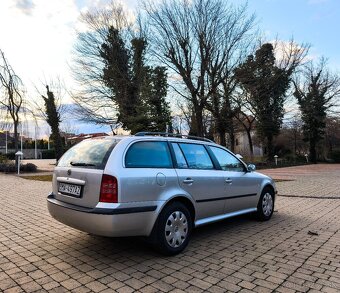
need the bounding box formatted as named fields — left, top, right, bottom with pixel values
left=134, top=132, right=214, bottom=143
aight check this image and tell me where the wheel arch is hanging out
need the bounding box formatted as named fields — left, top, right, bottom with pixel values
left=262, top=183, right=276, bottom=200
left=151, top=195, right=196, bottom=236
left=163, top=196, right=196, bottom=222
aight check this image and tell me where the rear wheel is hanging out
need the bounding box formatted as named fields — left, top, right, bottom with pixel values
left=256, top=187, right=274, bottom=221
left=151, top=202, right=192, bottom=255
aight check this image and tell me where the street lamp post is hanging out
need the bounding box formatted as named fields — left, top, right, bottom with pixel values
left=20, top=123, right=23, bottom=152
left=35, top=124, right=37, bottom=159
left=5, top=130, right=7, bottom=154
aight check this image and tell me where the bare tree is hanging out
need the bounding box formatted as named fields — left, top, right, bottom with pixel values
left=274, top=39, right=310, bottom=76
left=286, top=117, right=305, bottom=157
left=325, top=117, right=340, bottom=155
left=144, top=0, right=257, bottom=140
left=144, top=0, right=229, bottom=136
left=205, top=3, right=256, bottom=148
left=0, top=49, right=24, bottom=165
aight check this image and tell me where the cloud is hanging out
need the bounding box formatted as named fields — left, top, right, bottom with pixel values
left=13, top=0, right=35, bottom=15
left=0, top=0, right=80, bottom=102
left=270, top=40, right=316, bottom=65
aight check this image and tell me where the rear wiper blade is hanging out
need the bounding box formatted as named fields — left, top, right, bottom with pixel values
left=70, top=162, right=96, bottom=166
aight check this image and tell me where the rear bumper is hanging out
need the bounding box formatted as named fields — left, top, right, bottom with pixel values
left=47, top=193, right=160, bottom=237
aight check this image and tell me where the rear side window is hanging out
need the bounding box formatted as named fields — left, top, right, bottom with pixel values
left=209, top=146, right=245, bottom=172
left=125, top=141, right=172, bottom=168
left=58, top=138, right=119, bottom=169
left=179, top=143, right=214, bottom=170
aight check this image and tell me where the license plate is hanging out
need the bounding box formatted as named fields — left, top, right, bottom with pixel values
left=58, top=183, right=82, bottom=197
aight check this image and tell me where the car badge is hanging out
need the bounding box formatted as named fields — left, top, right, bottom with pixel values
left=67, top=169, right=71, bottom=176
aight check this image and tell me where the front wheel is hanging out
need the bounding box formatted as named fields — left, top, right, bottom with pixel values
left=256, top=187, right=275, bottom=221
left=151, top=202, right=192, bottom=255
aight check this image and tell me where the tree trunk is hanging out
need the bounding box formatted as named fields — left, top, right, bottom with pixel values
left=267, top=135, right=274, bottom=161
left=246, top=129, right=254, bottom=160
left=218, top=129, right=226, bottom=147
left=52, top=127, right=64, bottom=161
left=14, top=121, right=19, bottom=168
left=309, top=139, right=317, bottom=164
left=191, top=106, right=204, bottom=137
left=229, top=129, right=235, bottom=152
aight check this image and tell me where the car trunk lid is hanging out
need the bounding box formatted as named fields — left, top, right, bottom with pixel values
left=52, top=137, right=120, bottom=208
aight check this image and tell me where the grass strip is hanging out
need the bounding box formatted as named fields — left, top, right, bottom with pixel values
left=21, top=175, right=53, bottom=182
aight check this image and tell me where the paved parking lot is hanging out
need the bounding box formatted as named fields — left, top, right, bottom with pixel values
left=0, top=164, right=340, bottom=292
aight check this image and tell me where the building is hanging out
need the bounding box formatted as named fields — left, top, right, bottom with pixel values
left=222, top=116, right=264, bottom=158
left=0, top=131, right=14, bottom=150
left=234, top=129, right=263, bottom=157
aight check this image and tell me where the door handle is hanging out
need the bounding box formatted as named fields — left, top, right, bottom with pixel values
left=225, top=178, right=233, bottom=184
left=183, top=178, right=194, bottom=184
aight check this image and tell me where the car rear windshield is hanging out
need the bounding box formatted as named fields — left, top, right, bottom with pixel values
left=57, top=138, right=120, bottom=169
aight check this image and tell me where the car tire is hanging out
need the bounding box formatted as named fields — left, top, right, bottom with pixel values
left=256, top=187, right=275, bottom=221
left=151, top=202, right=192, bottom=255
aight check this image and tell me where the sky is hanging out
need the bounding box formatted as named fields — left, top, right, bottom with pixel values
left=0, top=0, right=339, bottom=137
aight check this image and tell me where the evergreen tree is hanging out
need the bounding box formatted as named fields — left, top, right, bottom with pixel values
left=99, top=27, right=170, bottom=133
left=293, top=60, right=340, bottom=163
left=142, top=66, right=171, bottom=132
left=235, top=43, right=291, bottom=159
left=42, top=85, right=63, bottom=161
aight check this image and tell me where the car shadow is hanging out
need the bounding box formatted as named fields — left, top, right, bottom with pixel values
left=39, top=210, right=309, bottom=270
left=44, top=212, right=271, bottom=266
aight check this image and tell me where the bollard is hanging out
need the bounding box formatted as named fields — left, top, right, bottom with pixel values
left=15, top=151, right=23, bottom=175
left=305, top=153, right=308, bottom=163
left=274, top=155, right=278, bottom=166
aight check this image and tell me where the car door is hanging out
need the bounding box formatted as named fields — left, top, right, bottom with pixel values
left=208, top=146, right=261, bottom=213
left=171, top=142, right=226, bottom=220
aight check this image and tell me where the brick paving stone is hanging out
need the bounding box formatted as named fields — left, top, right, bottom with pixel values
left=0, top=278, right=17, bottom=291
left=116, top=285, right=135, bottom=293
left=3, top=286, right=24, bottom=293
left=124, top=278, right=146, bottom=290
left=252, top=286, right=273, bottom=293
left=60, top=278, right=82, bottom=290
left=41, top=281, right=59, bottom=290
left=238, top=280, right=256, bottom=290
left=0, top=165, right=340, bottom=292
left=84, top=280, right=108, bottom=292
left=138, top=285, right=159, bottom=293
left=71, top=287, right=91, bottom=293
left=188, top=278, right=212, bottom=290
left=20, top=281, right=42, bottom=292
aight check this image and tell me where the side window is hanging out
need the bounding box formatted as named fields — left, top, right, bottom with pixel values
left=125, top=141, right=172, bottom=168
left=171, top=143, right=188, bottom=168
left=209, top=146, right=245, bottom=172
left=179, top=143, right=214, bottom=170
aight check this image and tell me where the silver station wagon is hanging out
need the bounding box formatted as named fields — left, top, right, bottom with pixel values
left=47, top=132, right=276, bottom=255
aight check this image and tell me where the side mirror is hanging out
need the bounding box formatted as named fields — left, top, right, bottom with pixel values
left=247, top=164, right=256, bottom=172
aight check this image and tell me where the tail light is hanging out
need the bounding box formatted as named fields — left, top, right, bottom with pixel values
left=99, top=174, right=118, bottom=203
